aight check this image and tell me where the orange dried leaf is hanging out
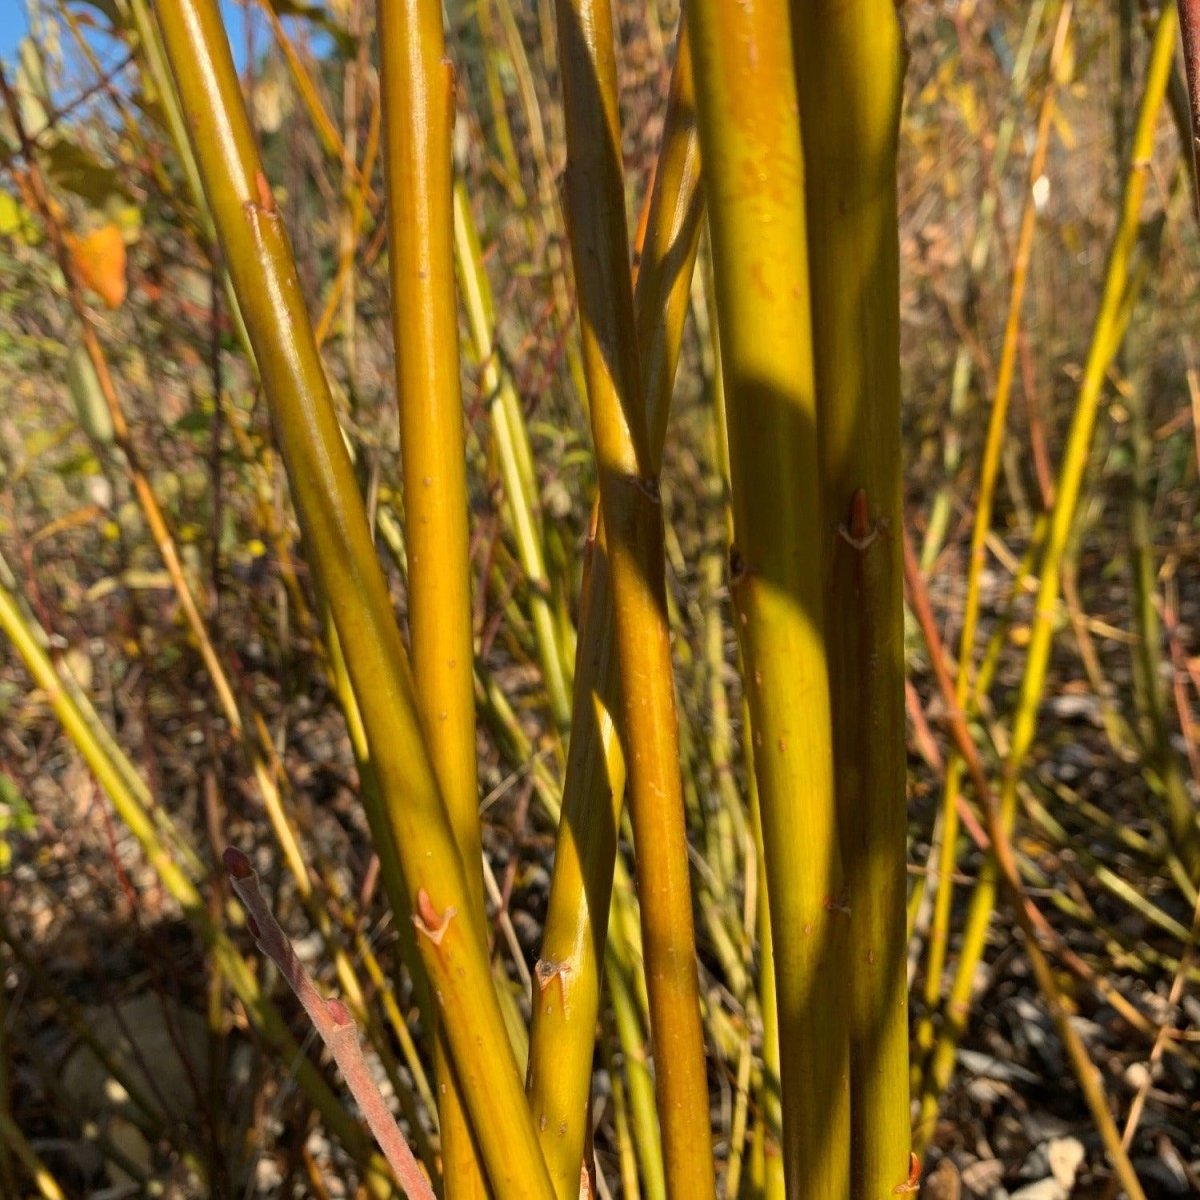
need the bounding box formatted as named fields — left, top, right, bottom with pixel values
left=66, top=223, right=126, bottom=308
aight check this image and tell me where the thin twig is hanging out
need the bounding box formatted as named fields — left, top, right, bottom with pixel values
left=1177, top=0, right=1200, bottom=223
left=222, top=848, right=435, bottom=1200
left=903, top=528, right=1146, bottom=1200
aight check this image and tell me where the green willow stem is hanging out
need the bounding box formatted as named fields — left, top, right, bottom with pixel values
left=453, top=179, right=573, bottom=731
left=704, top=237, right=785, bottom=1200
left=789, top=3, right=910, bottom=1195
left=688, top=1, right=848, bottom=1195
left=917, top=0, right=1074, bottom=1070
left=153, top=3, right=554, bottom=1195
left=902, top=532, right=1146, bottom=1200
left=552, top=4, right=715, bottom=1195
left=921, top=0, right=1050, bottom=567
left=0, top=579, right=390, bottom=1191
left=918, top=0, right=1181, bottom=1149
left=0, top=1111, right=64, bottom=1200
left=377, top=3, right=490, bottom=1194
left=3, top=58, right=432, bottom=1182
left=525, top=22, right=703, bottom=1195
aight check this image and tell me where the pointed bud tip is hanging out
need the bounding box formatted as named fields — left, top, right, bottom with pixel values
left=223, top=846, right=253, bottom=879
left=326, top=998, right=352, bottom=1026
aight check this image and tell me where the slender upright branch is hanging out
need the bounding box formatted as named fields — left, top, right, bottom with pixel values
left=152, top=3, right=554, bottom=1194
left=377, top=3, right=490, bottom=1192
left=1177, top=0, right=1200, bottom=221
left=918, top=1, right=1188, bottom=1148
left=788, top=2, right=910, bottom=1194
left=553, top=4, right=715, bottom=1195
left=224, top=849, right=435, bottom=1200
left=687, top=2, right=849, bottom=1195
left=917, top=0, right=1073, bottom=1090
left=900, top=538, right=1146, bottom=1200
left=525, top=23, right=704, bottom=1194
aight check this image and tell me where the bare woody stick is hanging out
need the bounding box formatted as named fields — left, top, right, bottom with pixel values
left=1178, top=0, right=1200, bottom=222
left=223, top=848, right=434, bottom=1200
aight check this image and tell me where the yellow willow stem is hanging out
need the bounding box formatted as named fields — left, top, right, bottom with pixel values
left=0, top=64, right=323, bottom=981
left=253, top=710, right=441, bottom=1171
left=901, top=532, right=1147, bottom=1200
left=917, top=0, right=1073, bottom=1069
left=745, top=700, right=785, bottom=1200
left=378, top=5, right=478, bottom=884
left=10, top=90, right=391, bottom=1132
left=917, top=0, right=1181, bottom=1147
left=153, top=3, right=554, bottom=1194
left=0, top=1112, right=64, bottom=1200
left=248, top=715, right=437, bottom=1174
left=45, top=6, right=425, bottom=1151
left=255, top=0, right=358, bottom=177
left=687, top=2, right=847, bottom=1197
left=120, top=0, right=256, bottom=362
left=789, top=3, right=909, bottom=1196
left=955, top=0, right=1073, bottom=751
left=322, top=609, right=436, bottom=1031
left=0, top=580, right=392, bottom=1190
left=553, top=5, right=714, bottom=1196
left=703, top=229, right=786, bottom=1200
left=921, top=0, right=1049, bottom=568
left=491, top=0, right=587, bottom=403
left=526, top=22, right=703, bottom=1195
left=377, top=3, right=489, bottom=1194
left=453, top=178, right=573, bottom=730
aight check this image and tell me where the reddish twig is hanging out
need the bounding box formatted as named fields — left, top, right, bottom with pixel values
left=222, top=848, right=435, bottom=1200
left=1178, top=0, right=1200, bottom=223
left=902, top=528, right=1159, bottom=1039
left=903, top=528, right=1148, bottom=1198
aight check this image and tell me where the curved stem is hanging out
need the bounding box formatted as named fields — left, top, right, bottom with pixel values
left=553, top=4, right=715, bottom=1195
left=152, top=3, right=555, bottom=1194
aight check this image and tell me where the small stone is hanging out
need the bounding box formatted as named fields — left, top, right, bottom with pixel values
left=1046, top=1137, right=1085, bottom=1188
left=1123, top=1060, right=1151, bottom=1091
left=960, top=1158, right=1004, bottom=1195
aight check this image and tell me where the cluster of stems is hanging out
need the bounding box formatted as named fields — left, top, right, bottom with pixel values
left=15, top=2, right=1195, bottom=1200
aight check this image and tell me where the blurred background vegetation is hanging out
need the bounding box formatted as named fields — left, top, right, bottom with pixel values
left=1, top=0, right=1199, bottom=1197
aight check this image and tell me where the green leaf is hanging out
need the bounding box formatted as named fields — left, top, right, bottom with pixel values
left=67, top=342, right=116, bottom=444
left=0, top=775, right=35, bottom=873
left=0, top=190, right=39, bottom=243
left=68, top=0, right=123, bottom=30
left=43, top=139, right=131, bottom=208
left=54, top=449, right=103, bottom=478
left=0, top=775, right=34, bottom=830
left=264, top=0, right=355, bottom=55
left=173, top=408, right=214, bottom=435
